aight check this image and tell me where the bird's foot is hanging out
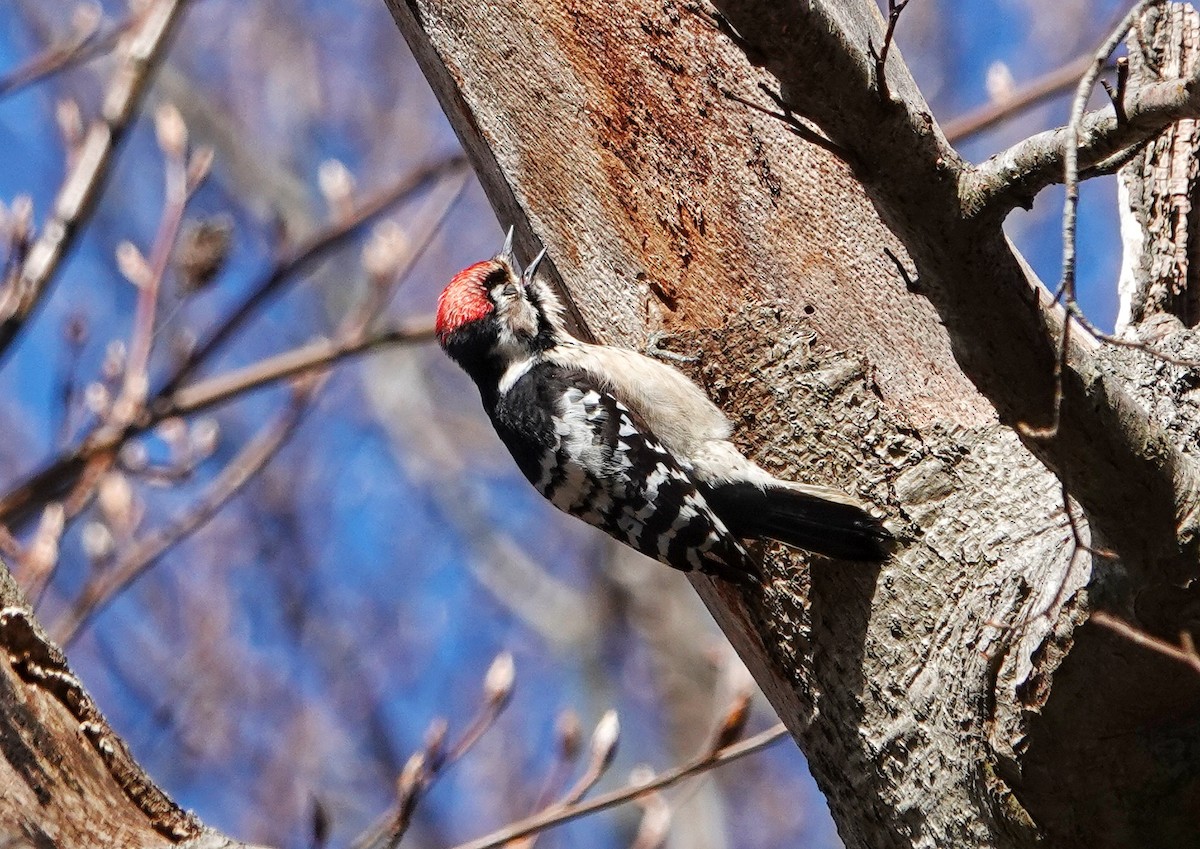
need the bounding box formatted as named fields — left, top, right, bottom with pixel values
left=645, top=330, right=699, bottom=364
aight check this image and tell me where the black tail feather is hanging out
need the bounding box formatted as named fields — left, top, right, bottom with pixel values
left=702, top=481, right=892, bottom=562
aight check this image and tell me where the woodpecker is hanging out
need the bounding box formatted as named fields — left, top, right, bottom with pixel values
left=435, top=230, right=891, bottom=584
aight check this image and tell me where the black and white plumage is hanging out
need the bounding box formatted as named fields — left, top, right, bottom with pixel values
left=435, top=231, right=891, bottom=584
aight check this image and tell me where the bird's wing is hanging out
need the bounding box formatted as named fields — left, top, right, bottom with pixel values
left=491, top=362, right=757, bottom=582
left=549, top=342, right=735, bottom=454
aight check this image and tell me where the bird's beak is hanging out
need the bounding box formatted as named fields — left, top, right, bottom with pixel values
left=522, top=248, right=547, bottom=285
left=497, top=226, right=515, bottom=266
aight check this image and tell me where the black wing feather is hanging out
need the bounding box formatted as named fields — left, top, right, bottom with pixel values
left=701, top=481, right=892, bottom=561
left=490, top=362, right=758, bottom=583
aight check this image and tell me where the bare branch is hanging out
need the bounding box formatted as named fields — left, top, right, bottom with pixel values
left=555, top=709, right=621, bottom=809
left=349, top=654, right=516, bottom=849
left=447, top=725, right=788, bottom=849
left=162, top=323, right=435, bottom=418
left=0, top=0, right=191, bottom=362
left=1092, top=610, right=1200, bottom=676
left=159, top=162, right=467, bottom=417
left=115, top=105, right=202, bottom=425
left=0, top=5, right=129, bottom=99
left=942, top=53, right=1098, bottom=144
left=943, top=2, right=1142, bottom=145
left=866, top=0, right=909, bottom=102
left=49, top=385, right=314, bottom=645
left=41, top=155, right=467, bottom=640
left=1060, top=1, right=1164, bottom=307
left=1099, top=57, right=1131, bottom=123
left=1067, top=300, right=1200, bottom=367
left=1008, top=0, right=1188, bottom=660
left=157, top=154, right=468, bottom=396
left=0, top=160, right=465, bottom=530
left=966, top=3, right=1187, bottom=216
left=965, top=74, right=1200, bottom=215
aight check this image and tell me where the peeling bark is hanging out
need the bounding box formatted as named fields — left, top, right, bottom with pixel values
left=1118, top=3, right=1200, bottom=331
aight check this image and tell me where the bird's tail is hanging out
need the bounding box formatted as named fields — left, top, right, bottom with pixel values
left=702, top=480, right=893, bottom=562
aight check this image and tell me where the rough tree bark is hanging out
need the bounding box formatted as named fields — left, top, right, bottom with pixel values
left=378, top=1, right=1200, bottom=848
left=0, top=567, right=262, bottom=848
left=1118, top=2, right=1200, bottom=332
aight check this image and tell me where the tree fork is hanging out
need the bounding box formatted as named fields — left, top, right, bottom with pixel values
left=383, top=0, right=1200, bottom=846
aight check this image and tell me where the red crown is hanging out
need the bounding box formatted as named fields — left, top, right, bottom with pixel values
left=436, top=260, right=497, bottom=343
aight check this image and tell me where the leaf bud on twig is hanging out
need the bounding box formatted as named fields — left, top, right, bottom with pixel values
left=589, top=709, right=620, bottom=772
left=154, top=102, right=187, bottom=159
left=484, top=650, right=515, bottom=709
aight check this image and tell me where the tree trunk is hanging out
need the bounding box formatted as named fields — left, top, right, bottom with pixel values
left=0, top=566, right=261, bottom=848
left=1118, top=2, right=1200, bottom=332
left=382, top=1, right=1200, bottom=847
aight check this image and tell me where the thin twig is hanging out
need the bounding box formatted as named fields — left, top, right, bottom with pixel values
left=503, top=710, right=619, bottom=849
left=15, top=113, right=207, bottom=601
left=0, top=8, right=130, bottom=99
left=1092, top=611, right=1200, bottom=675
left=989, top=477, right=1118, bottom=635
left=1017, top=1, right=1165, bottom=435
left=1116, top=56, right=1130, bottom=117
left=19, top=452, right=108, bottom=607
left=867, top=0, right=909, bottom=101
left=116, top=106, right=199, bottom=424
left=0, top=0, right=191, bottom=362
left=546, top=710, right=620, bottom=818
left=161, top=160, right=465, bottom=415
left=510, top=712, right=584, bottom=849
left=1019, top=0, right=1171, bottom=627
left=47, top=173, right=464, bottom=640
left=0, top=161, right=465, bottom=528
left=1060, top=1, right=1161, bottom=313
left=943, top=54, right=1099, bottom=144
left=1056, top=477, right=1116, bottom=561
left=157, top=155, right=467, bottom=396
left=446, top=725, right=789, bottom=849
left=1100, top=57, right=1131, bottom=124
left=1066, top=300, right=1200, bottom=367
left=942, top=2, right=1137, bottom=145
left=965, top=19, right=1198, bottom=216
left=162, top=324, right=435, bottom=418
left=50, top=385, right=313, bottom=646
left=348, top=655, right=515, bottom=849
